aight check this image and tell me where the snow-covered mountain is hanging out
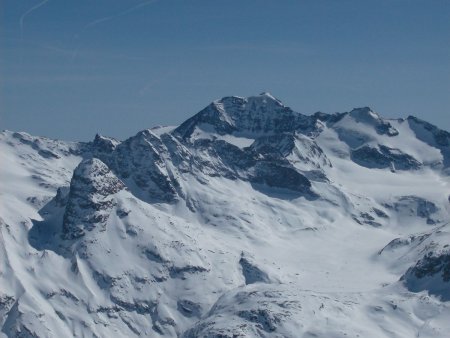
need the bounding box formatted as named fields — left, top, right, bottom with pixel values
left=1, top=92, right=449, bottom=337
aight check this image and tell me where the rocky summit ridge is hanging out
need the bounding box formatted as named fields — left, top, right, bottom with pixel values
left=0, top=93, right=449, bottom=337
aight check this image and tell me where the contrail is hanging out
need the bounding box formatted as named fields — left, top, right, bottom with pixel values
left=71, top=0, right=157, bottom=61
left=18, top=0, right=50, bottom=64
left=19, top=0, right=50, bottom=35
left=84, top=0, right=157, bottom=30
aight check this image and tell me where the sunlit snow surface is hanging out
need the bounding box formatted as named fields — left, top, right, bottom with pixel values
left=1, top=94, right=449, bottom=337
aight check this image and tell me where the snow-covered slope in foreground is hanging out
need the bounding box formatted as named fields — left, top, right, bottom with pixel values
left=1, top=93, right=450, bottom=337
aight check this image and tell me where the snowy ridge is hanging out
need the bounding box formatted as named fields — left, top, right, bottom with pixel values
left=0, top=93, right=450, bottom=337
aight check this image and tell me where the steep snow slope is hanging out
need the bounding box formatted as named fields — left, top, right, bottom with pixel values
left=1, top=93, right=449, bottom=337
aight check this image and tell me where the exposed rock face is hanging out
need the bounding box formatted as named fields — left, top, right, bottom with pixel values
left=408, top=116, right=450, bottom=147
left=384, top=196, right=440, bottom=224
left=239, top=253, right=270, bottom=285
left=187, top=137, right=316, bottom=195
left=11, top=131, right=79, bottom=158
left=407, top=116, right=450, bottom=170
left=348, top=107, right=399, bottom=136
left=402, top=249, right=450, bottom=301
left=379, top=224, right=450, bottom=301
left=351, top=145, right=422, bottom=170
left=182, top=284, right=384, bottom=338
left=62, top=158, right=125, bottom=239
left=250, top=161, right=313, bottom=194
left=406, top=251, right=450, bottom=281
left=174, top=93, right=321, bottom=139
left=91, top=134, right=120, bottom=154
left=182, top=286, right=302, bottom=338
left=89, top=129, right=182, bottom=203
left=192, top=139, right=255, bottom=179
left=249, top=132, right=331, bottom=171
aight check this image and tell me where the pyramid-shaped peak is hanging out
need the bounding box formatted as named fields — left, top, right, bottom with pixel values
left=75, top=158, right=109, bottom=178
left=346, top=107, right=399, bottom=137
left=259, top=91, right=279, bottom=100
left=174, top=93, right=313, bottom=139
left=72, top=158, right=124, bottom=196
left=349, top=107, right=380, bottom=121
left=92, top=134, right=120, bottom=152
left=252, top=92, right=284, bottom=106
left=214, top=92, right=285, bottom=108
left=62, top=158, right=125, bottom=240
left=93, top=133, right=119, bottom=144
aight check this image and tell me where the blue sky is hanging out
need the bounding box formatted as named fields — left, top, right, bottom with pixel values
left=1, top=0, right=449, bottom=140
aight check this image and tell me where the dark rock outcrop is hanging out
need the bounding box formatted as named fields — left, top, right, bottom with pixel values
left=351, top=144, right=421, bottom=170
left=402, top=250, right=450, bottom=301
left=62, top=158, right=125, bottom=240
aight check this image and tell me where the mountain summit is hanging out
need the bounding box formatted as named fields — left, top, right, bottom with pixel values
left=0, top=94, right=449, bottom=337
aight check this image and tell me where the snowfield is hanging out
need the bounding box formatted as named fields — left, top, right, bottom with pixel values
left=1, top=93, right=449, bottom=337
